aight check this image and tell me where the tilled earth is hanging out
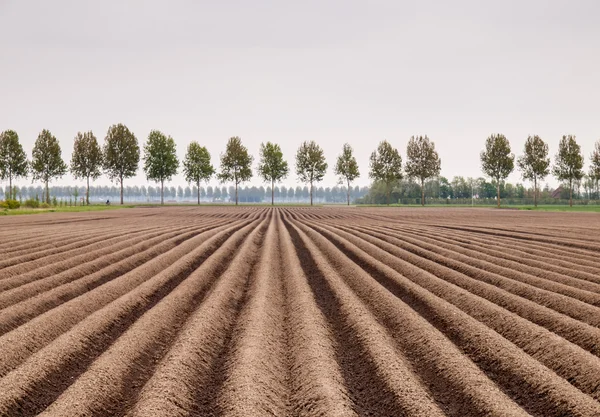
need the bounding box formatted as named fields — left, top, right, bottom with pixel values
left=1, top=206, right=600, bottom=416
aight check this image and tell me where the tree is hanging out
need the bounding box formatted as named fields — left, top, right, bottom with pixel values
left=0, top=130, right=28, bottom=194
left=589, top=140, right=600, bottom=200
left=70, top=131, right=103, bottom=205
left=31, top=129, right=67, bottom=204
left=334, top=143, right=360, bottom=205
left=103, top=124, right=140, bottom=205
left=553, top=135, right=584, bottom=207
left=405, top=135, right=441, bottom=206
left=218, top=136, right=253, bottom=205
left=516, top=135, right=550, bottom=207
left=257, top=142, right=289, bottom=205
left=182, top=142, right=214, bottom=205
left=295, top=141, right=328, bottom=206
left=143, top=130, right=179, bottom=205
left=480, top=134, right=514, bottom=207
left=369, top=140, right=403, bottom=205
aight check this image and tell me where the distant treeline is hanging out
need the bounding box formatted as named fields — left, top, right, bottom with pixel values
left=3, top=176, right=598, bottom=205
left=1, top=125, right=599, bottom=207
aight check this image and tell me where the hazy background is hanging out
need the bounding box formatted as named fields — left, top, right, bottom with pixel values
left=1, top=0, right=599, bottom=190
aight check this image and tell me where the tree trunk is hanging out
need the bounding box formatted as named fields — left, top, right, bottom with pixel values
left=197, top=181, right=201, bottom=205
left=86, top=176, right=90, bottom=205
left=271, top=179, right=274, bottom=206
left=235, top=183, right=238, bottom=206
left=8, top=172, right=12, bottom=199
left=310, top=182, right=313, bottom=206
left=160, top=179, right=164, bottom=205
left=421, top=178, right=425, bottom=206
left=45, top=180, right=50, bottom=204
left=120, top=175, right=124, bottom=205
left=534, top=177, right=537, bottom=208
left=387, top=184, right=391, bottom=206
left=497, top=181, right=500, bottom=208
left=347, top=179, right=350, bottom=205
left=569, top=180, right=573, bottom=207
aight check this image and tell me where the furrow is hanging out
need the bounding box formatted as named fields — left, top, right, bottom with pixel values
left=297, top=219, right=600, bottom=417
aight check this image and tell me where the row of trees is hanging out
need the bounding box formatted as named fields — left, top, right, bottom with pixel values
left=1, top=126, right=599, bottom=207
left=0, top=127, right=434, bottom=206
left=481, top=134, right=600, bottom=207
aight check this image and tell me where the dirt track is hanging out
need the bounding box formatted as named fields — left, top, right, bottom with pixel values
left=1, top=206, right=600, bottom=416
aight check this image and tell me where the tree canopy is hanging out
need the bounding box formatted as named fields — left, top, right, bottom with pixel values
left=31, top=129, right=68, bottom=203
left=143, top=130, right=179, bottom=204
left=0, top=130, right=28, bottom=193
left=183, top=142, right=215, bottom=204
left=334, top=143, right=360, bottom=205
left=71, top=131, right=103, bottom=205
left=257, top=142, right=289, bottom=205
left=218, top=136, right=253, bottom=205
left=103, top=124, right=140, bottom=204
left=295, top=140, right=328, bottom=206
left=553, top=135, right=584, bottom=207
left=516, top=135, right=550, bottom=207
left=369, top=140, right=402, bottom=205
left=405, top=135, right=441, bottom=205
left=480, top=134, right=514, bottom=207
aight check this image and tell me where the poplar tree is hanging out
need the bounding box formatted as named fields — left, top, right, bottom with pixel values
left=218, top=136, right=253, bottom=205
left=0, top=130, right=28, bottom=194
left=553, top=135, right=584, bottom=207
left=31, top=129, right=67, bottom=204
left=257, top=142, right=289, bottom=205
left=295, top=141, right=328, bottom=206
left=369, top=140, right=402, bottom=205
left=334, top=143, right=360, bottom=205
left=480, top=134, right=514, bottom=207
left=183, top=142, right=214, bottom=204
left=143, top=130, right=179, bottom=205
left=405, top=135, right=441, bottom=206
left=103, top=124, right=140, bottom=205
left=516, top=135, right=550, bottom=207
left=71, top=131, right=103, bottom=205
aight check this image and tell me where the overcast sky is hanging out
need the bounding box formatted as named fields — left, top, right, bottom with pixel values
left=1, top=0, right=599, bottom=190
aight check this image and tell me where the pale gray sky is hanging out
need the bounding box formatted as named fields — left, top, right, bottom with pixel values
left=1, top=0, right=599, bottom=189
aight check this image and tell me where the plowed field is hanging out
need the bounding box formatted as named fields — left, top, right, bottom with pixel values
left=1, top=206, right=600, bottom=417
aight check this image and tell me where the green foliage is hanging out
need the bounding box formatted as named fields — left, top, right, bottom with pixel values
left=369, top=140, right=403, bottom=205
left=183, top=142, right=214, bottom=204
left=103, top=124, right=140, bottom=204
left=24, top=198, right=40, bottom=208
left=405, top=135, right=441, bottom=205
left=218, top=137, right=253, bottom=205
left=40, top=202, right=50, bottom=209
left=480, top=134, right=514, bottom=207
left=517, top=135, right=550, bottom=207
left=1, top=199, right=20, bottom=209
left=257, top=142, right=289, bottom=204
left=295, top=141, right=328, bottom=205
left=553, top=135, right=584, bottom=206
left=480, top=134, right=514, bottom=181
left=143, top=130, right=179, bottom=204
left=31, top=129, right=68, bottom=204
left=334, top=143, right=360, bottom=205
left=0, top=130, right=29, bottom=189
left=71, top=131, right=103, bottom=205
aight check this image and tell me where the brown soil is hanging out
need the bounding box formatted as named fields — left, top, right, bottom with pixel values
left=1, top=206, right=600, bottom=416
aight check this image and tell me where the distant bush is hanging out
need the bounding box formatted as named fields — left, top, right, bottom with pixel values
left=23, top=198, right=40, bottom=208
left=52, top=196, right=58, bottom=207
left=0, top=199, right=20, bottom=209
left=40, top=202, right=51, bottom=209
